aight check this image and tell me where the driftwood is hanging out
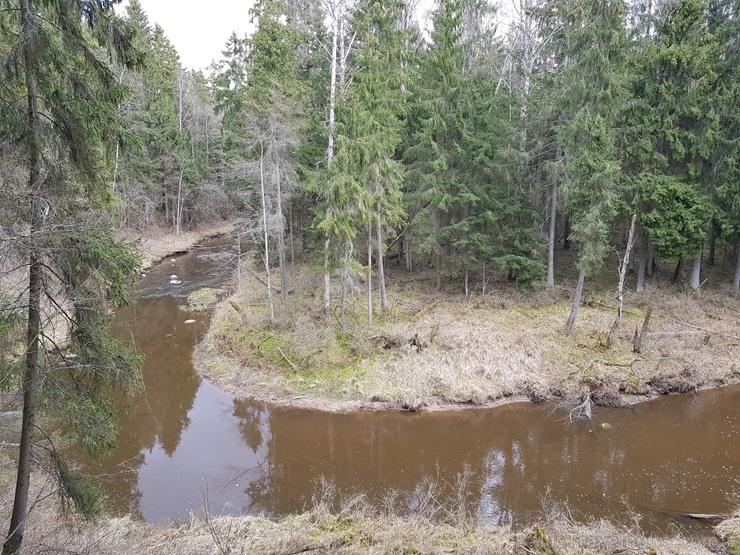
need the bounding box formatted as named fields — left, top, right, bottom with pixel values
left=682, top=513, right=730, bottom=521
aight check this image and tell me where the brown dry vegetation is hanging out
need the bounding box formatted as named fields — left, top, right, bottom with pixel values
left=195, top=254, right=740, bottom=412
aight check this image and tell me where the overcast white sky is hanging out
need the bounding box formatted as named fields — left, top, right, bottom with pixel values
left=117, top=0, right=512, bottom=72
left=117, top=0, right=255, bottom=71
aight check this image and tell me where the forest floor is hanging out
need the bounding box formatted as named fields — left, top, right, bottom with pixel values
left=192, top=247, right=740, bottom=414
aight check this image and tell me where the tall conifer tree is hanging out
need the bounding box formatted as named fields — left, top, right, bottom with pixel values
left=0, top=2, right=142, bottom=553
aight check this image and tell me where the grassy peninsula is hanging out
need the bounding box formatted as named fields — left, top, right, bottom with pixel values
left=195, top=249, right=740, bottom=413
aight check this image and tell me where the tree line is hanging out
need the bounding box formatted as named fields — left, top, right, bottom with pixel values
left=179, top=0, right=737, bottom=330
left=70, top=0, right=740, bottom=329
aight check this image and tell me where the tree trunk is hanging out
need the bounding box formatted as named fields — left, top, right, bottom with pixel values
left=636, top=234, right=648, bottom=292
left=275, top=158, right=288, bottom=303
left=5, top=4, right=42, bottom=553
left=368, top=224, right=373, bottom=328
left=377, top=218, right=387, bottom=311
left=672, top=257, right=683, bottom=283
left=689, top=248, right=702, bottom=291
left=546, top=180, right=557, bottom=288
left=259, top=144, right=274, bottom=324
left=340, top=242, right=352, bottom=337
left=323, top=0, right=340, bottom=323
left=708, top=225, right=716, bottom=265
left=565, top=270, right=585, bottom=337
left=734, top=247, right=740, bottom=293
left=435, top=242, right=441, bottom=291
left=563, top=212, right=571, bottom=250
left=289, top=204, right=295, bottom=272
left=482, top=262, right=487, bottom=296
left=175, top=167, right=183, bottom=235
left=5, top=253, right=42, bottom=555
left=607, top=215, right=637, bottom=345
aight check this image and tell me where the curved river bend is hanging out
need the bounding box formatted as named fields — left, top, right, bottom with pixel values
left=75, top=238, right=740, bottom=535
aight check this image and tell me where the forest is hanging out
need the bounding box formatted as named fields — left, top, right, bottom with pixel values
left=1, top=0, right=740, bottom=552
left=110, top=0, right=740, bottom=310
left=4, top=0, right=738, bottom=322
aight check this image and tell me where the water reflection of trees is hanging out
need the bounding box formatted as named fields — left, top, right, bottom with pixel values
left=230, top=393, right=739, bottom=535
left=77, top=297, right=203, bottom=514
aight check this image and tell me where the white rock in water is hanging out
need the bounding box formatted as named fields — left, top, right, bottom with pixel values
left=183, top=319, right=196, bottom=324
left=170, top=274, right=178, bottom=279
left=170, top=259, right=176, bottom=262
left=169, top=279, right=182, bottom=285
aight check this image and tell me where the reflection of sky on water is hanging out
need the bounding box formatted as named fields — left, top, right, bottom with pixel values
left=134, top=383, right=269, bottom=522
left=478, top=449, right=505, bottom=523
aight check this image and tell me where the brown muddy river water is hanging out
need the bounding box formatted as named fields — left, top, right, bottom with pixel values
left=76, top=237, right=740, bottom=535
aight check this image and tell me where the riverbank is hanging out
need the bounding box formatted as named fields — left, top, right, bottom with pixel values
left=193, top=255, right=740, bottom=413
left=118, top=220, right=237, bottom=269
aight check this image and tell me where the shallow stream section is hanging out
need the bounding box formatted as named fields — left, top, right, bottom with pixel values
left=74, top=237, right=739, bottom=535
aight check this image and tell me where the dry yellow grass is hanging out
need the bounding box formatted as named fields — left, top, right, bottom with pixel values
left=11, top=492, right=725, bottom=555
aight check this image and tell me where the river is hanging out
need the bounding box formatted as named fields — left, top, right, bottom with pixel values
left=74, top=236, right=740, bottom=536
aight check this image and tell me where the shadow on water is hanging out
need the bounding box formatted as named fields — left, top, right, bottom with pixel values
left=72, top=236, right=740, bottom=536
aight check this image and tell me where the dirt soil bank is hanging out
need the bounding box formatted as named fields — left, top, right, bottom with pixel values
left=191, top=257, right=740, bottom=413
left=119, top=220, right=236, bottom=269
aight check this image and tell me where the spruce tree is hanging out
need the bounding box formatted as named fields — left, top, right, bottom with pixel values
left=628, top=0, right=720, bottom=289
left=0, top=1, right=142, bottom=553
left=545, top=0, right=630, bottom=334
left=317, top=0, right=407, bottom=332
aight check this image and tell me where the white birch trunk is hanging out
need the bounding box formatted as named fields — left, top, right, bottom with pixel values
left=607, top=215, right=636, bottom=344
left=689, top=248, right=702, bottom=291
left=175, top=168, right=183, bottom=236
left=259, top=144, right=274, bottom=323
left=323, top=0, right=340, bottom=321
